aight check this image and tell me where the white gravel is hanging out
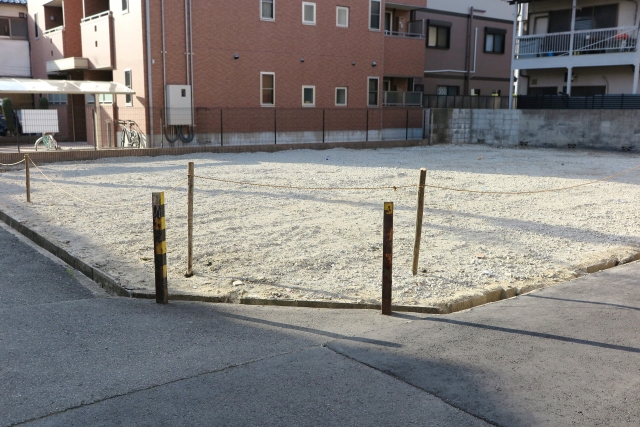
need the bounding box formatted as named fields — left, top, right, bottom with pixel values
left=1, top=145, right=639, bottom=307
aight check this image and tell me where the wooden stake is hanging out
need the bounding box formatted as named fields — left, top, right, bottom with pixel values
left=152, top=192, right=168, bottom=304
left=185, top=162, right=194, bottom=277
left=382, top=202, right=393, bottom=316
left=25, top=154, right=31, bottom=203
left=412, top=168, right=427, bottom=275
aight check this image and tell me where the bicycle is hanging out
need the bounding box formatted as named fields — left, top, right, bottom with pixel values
left=117, top=120, right=145, bottom=148
left=34, top=133, right=60, bottom=151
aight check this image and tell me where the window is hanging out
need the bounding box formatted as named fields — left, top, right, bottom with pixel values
left=492, top=90, right=501, bottom=97
left=302, top=86, right=315, bottom=106
left=124, top=69, right=132, bottom=105
left=368, top=77, right=379, bottom=106
left=47, top=94, right=67, bottom=105
left=369, top=0, right=381, bottom=30
left=302, top=2, right=316, bottom=25
left=11, top=19, right=28, bottom=39
left=471, top=89, right=481, bottom=96
left=335, top=87, right=347, bottom=106
left=437, top=86, right=459, bottom=96
left=549, top=4, right=617, bottom=33
left=336, top=6, right=349, bottom=27
left=261, top=0, right=274, bottom=20
left=86, top=94, right=113, bottom=104
left=485, top=27, right=506, bottom=54
left=122, top=0, right=129, bottom=13
left=34, top=13, right=39, bottom=39
left=261, top=72, right=275, bottom=106
left=0, top=19, right=8, bottom=37
left=427, top=20, right=451, bottom=49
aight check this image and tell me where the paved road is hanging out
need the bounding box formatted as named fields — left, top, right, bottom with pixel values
left=1, top=222, right=639, bottom=426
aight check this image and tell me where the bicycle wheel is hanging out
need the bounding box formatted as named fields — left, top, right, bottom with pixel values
left=130, top=130, right=140, bottom=148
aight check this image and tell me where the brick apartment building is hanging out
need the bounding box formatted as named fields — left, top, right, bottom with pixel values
left=24, top=0, right=428, bottom=147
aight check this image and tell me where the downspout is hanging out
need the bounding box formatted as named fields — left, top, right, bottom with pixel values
left=508, top=2, right=518, bottom=109
left=162, top=0, right=167, bottom=146
left=145, top=0, right=154, bottom=145
left=189, top=0, right=194, bottom=128
left=184, top=0, right=189, bottom=86
left=465, top=7, right=474, bottom=95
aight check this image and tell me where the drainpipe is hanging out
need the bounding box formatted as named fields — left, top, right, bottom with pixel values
left=508, top=3, right=518, bottom=109
left=162, top=0, right=167, bottom=144
left=465, top=7, right=474, bottom=95
left=145, top=0, right=154, bottom=145
left=94, top=93, right=101, bottom=150
left=189, top=0, right=194, bottom=128
left=566, top=0, right=577, bottom=96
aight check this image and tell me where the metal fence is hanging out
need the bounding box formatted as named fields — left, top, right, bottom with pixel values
left=516, top=94, right=640, bottom=110
left=0, top=105, right=426, bottom=151
left=424, top=95, right=511, bottom=110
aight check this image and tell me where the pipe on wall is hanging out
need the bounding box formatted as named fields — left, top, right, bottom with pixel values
left=189, top=0, right=194, bottom=128
left=145, top=0, right=154, bottom=144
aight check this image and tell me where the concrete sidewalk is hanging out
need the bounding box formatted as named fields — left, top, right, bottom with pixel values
left=1, top=221, right=639, bottom=426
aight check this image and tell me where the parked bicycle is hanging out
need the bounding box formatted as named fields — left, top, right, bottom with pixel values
left=34, top=132, right=60, bottom=151
left=117, top=119, right=145, bottom=148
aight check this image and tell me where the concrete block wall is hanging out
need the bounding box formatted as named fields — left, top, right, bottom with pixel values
left=429, top=109, right=639, bottom=151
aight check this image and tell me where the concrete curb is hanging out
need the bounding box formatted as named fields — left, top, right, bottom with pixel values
left=3, top=208, right=637, bottom=315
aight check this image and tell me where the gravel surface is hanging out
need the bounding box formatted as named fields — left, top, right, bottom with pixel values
left=1, top=145, right=638, bottom=307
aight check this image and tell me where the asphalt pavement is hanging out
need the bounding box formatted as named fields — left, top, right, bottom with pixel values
left=1, top=221, right=639, bottom=426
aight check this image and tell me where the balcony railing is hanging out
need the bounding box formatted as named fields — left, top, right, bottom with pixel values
left=384, top=20, right=425, bottom=39
left=383, top=91, right=423, bottom=106
left=81, top=10, right=110, bottom=23
left=384, top=30, right=425, bottom=39
left=43, top=25, right=63, bottom=36
left=515, top=26, right=639, bottom=58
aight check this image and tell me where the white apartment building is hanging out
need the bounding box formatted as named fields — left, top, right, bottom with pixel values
left=509, top=0, right=640, bottom=99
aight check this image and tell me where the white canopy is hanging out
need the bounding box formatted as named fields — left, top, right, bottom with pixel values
left=0, top=78, right=135, bottom=95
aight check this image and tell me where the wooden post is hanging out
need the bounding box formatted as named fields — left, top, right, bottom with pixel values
left=24, top=154, right=31, bottom=203
left=185, top=162, right=194, bottom=277
left=412, top=168, right=427, bottom=275
left=382, top=202, right=393, bottom=315
left=152, top=192, right=168, bottom=304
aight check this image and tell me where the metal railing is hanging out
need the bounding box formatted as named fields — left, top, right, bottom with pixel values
left=424, top=95, right=511, bottom=110
left=383, top=91, right=423, bottom=106
left=515, top=26, right=638, bottom=58
left=81, top=11, right=111, bottom=23
left=517, top=94, right=640, bottom=110
left=384, top=30, right=425, bottom=39
left=43, top=26, right=63, bottom=36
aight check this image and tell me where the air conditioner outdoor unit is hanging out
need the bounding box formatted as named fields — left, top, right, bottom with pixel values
left=165, top=85, right=192, bottom=126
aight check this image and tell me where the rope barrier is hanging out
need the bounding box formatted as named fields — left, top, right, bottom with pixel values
left=192, top=174, right=413, bottom=191
left=192, top=163, right=640, bottom=195
left=29, top=159, right=187, bottom=207
left=0, top=159, right=26, bottom=167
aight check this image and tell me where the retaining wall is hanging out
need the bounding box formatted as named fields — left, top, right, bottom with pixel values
left=431, top=109, right=640, bottom=151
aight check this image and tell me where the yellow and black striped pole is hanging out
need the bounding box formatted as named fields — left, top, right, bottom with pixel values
left=152, top=192, right=168, bottom=304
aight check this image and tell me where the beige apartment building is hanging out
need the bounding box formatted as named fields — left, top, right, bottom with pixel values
left=23, top=0, right=428, bottom=146
left=0, top=0, right=31, bottom=106
left=416, top=0, right=515, bottom=97
left=511, top=0, right=640, bottom=97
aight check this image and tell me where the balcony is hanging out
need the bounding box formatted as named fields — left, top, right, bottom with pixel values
left=384, top=20, right=425, bottom=39
left=383, top=91, right=422, bottom=106
left=514, top=26, right=639, bottom=69
left=80, top=11, right=113, bottom=69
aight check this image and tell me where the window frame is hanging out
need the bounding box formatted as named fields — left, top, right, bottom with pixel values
left=436, top=85, right=459, bottom=96
left=336, top=6, right=349, bottom=28
left=427, top=20, right=451, bottom=50
left=302, top=2, right=316, bottom=25
left=368, top=77, right=379, bottom=107
left=0, top=18, right=9, bottom=38
left=369, top=0, right=381, bottom=31
left=86, top=94, right=114, bottom=105
left=124, top=69, right=133, bottom=106
left=122, top=0, right=130, bottom=14
left=34, top=12, right=39, bottom=39
left=9, top=18, right=28, bottom=39
left=335, top=87, right=348, bottom=106
left=484, top=27, right=506, bottom=54
left=47, top=93, right=68, bottom=105
left=261, top=0, right=275, bottom=21
left=302, top=85, right=316, bottom=107
left=260, top=72, right=275, bottom=107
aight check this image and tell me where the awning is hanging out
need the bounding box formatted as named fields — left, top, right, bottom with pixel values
left=0, top=78, right=135, bottom=95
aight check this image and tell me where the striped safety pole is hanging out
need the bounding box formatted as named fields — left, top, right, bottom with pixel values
left=152, top=192, right=168, bottom=304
